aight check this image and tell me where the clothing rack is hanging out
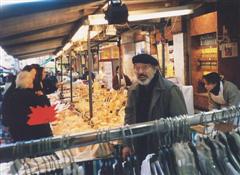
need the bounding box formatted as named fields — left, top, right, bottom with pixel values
left=0, top=106, right=239, bottom=163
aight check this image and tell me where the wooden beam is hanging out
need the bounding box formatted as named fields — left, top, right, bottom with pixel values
left=17, top=50, right=55, bottom=60
left=0, top=6, right=86, bottom=38
left=14, top=47, right=61, bottom=57
left=123, top=0, right=174, bottom=4
left=0, top=23, right=73, bottom=47
left=0, top=0, right=103, bottom=20
left=6, top=38, right=64, bottom=55
left=126, top=1, right=179, bottom=11
left=0, top=23, right=74, bottom=41
left=6, top=36, right=64, bottom=49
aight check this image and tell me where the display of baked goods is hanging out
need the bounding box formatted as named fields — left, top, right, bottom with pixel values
left=50, top=82, right=127, bottom=136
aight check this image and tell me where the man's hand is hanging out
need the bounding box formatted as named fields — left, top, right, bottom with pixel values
left=122, top=146, right=132, bottom=160
left=35, top=90, right=43, bottom=96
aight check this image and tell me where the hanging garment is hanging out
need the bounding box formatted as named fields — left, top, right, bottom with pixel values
left=173, top=143, right=199, bottom=175
left=141, top=154, right=155, bottom=175
left=197, top=140, right=221, bottom=174
left=226, top=133, right=240, bottom=163
left=212, top=137, right=239, bottom=175
left=152, top=160, right=164, bottom=175
left=217, top=132, right=240, bottom=172
left=160, top=149, right=171, bottom=175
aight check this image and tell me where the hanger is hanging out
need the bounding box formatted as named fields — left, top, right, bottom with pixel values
left=41, top=139, right=49, bottom=173
left=165, top=118, right=171, bottom=146
left=235, top=107, right=240, bottom=133
left=121, top=126, right=131, bottom=174
left=19, top=141, right=34, bottom=175
left=64, top=134, right=78, bottom=175
left=19, top=141, right=33, bottom=175
left=44, top=138, right=55, bottom=172
left=45, top=137, right=58, bottom=175
left=182, top=115, right=187, bottom=142
left=61, top=135, right=71, bottom=175
left=154, top=119, right=161, bottom=152
left=126, top=125, right=135, bottom=154
left=126, top=124, right=139, bottom=175
left=179, top=115, right=184, bottom=143
left=51, top=138, right=62, bottom=172
left=173, top=116, right=177, bottom=143
left=231, top=106, right=240, bottom=131
left=97, top=129, right=107, bottom=158
left=186, top=115, right=192, bottom=143
left=200, top=112, right=208, bottom=136
left=174, top=115, right=181, bottom=143
left=162, top=118, right=168, bottom=148
left=19, top=142, right=30, bottom=175
left=29, top=140, right=41, bottom=174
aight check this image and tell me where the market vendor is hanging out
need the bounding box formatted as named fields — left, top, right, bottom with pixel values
left=112, top=66, right=132, bottom=90
left=203, top=72, right=240, bottom=110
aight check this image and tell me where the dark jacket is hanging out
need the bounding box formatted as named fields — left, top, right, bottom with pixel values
left=112, top=74, right=132, bottom=90
left=125, top=72, right=187, bottom=160
left=81, top=71, right=95, bottom=81
left=125, top=72, right=187, bottom=125
left=5, top=88, right=52, bottom=142
left=43, top=75, right=58, bottom=95
left=209, top=80, right=240, bottom=110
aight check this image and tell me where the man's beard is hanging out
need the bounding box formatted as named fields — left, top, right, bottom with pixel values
left=137, top=70, right=156, bottom=86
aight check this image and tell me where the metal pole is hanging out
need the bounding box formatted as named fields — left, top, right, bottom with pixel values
left=54, top=57, right=57, bottom=77
left=70, top=54, right=73, bottom=103
left=0, top=106, right=239, bottom=162
left=117, top=36, right=122, bottom=88
left=88, top=26, right=93, bottom=119
left=97, top=45, right=100, bottom=73
left=60, top=55, right=63, bottom=96
left=162, top=42, right=165, bottom=78
left=79, top=52, right=83, bottom=77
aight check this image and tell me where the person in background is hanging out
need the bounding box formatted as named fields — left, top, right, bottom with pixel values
left=31, top=65, right=45, bottom=95
left=112, top=66, right=132, bottom=90
left=3, top=69, right=52, bottom=142
left=2, top=73, right=15, bottom=96
left=123, top=54, right=187, bottom=162
left=2, top=65, right=35, bottom=127
left=0, top=75, right=3, bottom=85
left=43, top=72, right=58, bottom=95
left=203, top=72, right=240, bottom=110
left=81, top=67, right=95, bottom=82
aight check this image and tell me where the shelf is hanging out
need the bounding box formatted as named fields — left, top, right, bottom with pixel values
left=195, top=92, right=208, bottom=97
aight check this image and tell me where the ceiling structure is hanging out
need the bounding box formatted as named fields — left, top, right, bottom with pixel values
left=0, top=0, right=204, bottom=60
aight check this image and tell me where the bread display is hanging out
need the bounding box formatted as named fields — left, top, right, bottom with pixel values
left=51, top=82, right=127, bottom=136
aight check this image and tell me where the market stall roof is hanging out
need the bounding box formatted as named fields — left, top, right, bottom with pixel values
left=0, top=0, right=195, bottom=60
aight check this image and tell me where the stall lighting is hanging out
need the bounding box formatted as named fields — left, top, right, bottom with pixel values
left=128, top=9, right=193, bottom=21
left=88, top=4, right=195, bottom=25
left=71, top=25, right=89, bottom=42
left=56, top=50, right=63, bottom=57
left=106, top=25, right=117, bottom=36
left=63, top=42, right=72, bottom=51
left=88, top=14, right=107, bottom=25
left=71, top=25, right=101, bottom=42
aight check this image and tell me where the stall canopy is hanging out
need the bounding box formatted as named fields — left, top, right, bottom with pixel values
left=0, top=0, right=200, bottom=60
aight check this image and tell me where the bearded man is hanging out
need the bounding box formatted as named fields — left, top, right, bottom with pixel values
left=122, top=54, right=187, bottom=162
